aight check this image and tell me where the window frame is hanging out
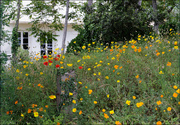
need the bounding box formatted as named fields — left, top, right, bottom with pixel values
left=18, top=31, right=29, bottom=50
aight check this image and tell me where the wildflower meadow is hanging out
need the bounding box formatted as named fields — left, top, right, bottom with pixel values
left=1, top=32, right=179, bottom=125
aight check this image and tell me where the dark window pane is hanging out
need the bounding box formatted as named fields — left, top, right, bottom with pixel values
left=23, top=32, right=28, bottom=37
left=23, top=39, right=28, bottom=44
left=23, top=45, right=28, bottom=50
left=48, top=50, right=52, bottom=55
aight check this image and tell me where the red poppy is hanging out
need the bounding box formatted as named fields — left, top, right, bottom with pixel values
left=48, top=60, right=53, bottom=63
left=43, top=55, right=47, bottom=59
left=57, top=55, right=60, bottom=58
left=43, top=61, right=48, bottom=66
left=79, top=66, right=83, bottom=69
left=54, top=58, right=58, bottom=61
left=56, top=64, right=60, bottom=68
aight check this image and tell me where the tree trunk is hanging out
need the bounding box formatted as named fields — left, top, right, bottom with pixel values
left=0, top=0, right=2, bottom=45
left=12, top=0, right=21, bottom=64
left=61, top=0, right=69, bottom=55
left=152, top=0, right=159, bottom=34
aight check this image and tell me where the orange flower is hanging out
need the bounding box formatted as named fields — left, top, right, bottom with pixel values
left=45, top=105, right=48, bottom=108
left=104, top=113, right=109, bottom=119
left=15, top=101, right=18, bottom=104
left=173, top=93, right=178, bottom=98
left=156, top=101, right=162, bottom=105
left=160, top=95, right=163, bottom=98
left=88, top=89, right=93, bottom=94
left=139, top=80, right=142, bottom=83
left=172, top=73, right=175, bottom=76
left=145, top=46, right=148, bottom=49
left=57, top=122, right=60, bottom=125
left=115, top=121, right=122, bottom=125
left=156, top=121, right=162, bottom=125
left=6, top=111, right=9, bottom=115
left=110, top=49, right=113, bottom=52
left=38, top=84, right=41, bottom=86
left=135, top=75, right=139, bottom=79
left=138, top=47, right=141, bottom=52
left=167, top=107, right=171, bottom=111
left=39, top=107, right=43, bottom=112
left=167, top=62, right=171, bottom=66
left=79, top=110, right=82, bottom=115
left=156, top=52, right=160, bottom=56
left=28, top=109, right=32, bottom=113
left=114, top=65, right=119, bottom=69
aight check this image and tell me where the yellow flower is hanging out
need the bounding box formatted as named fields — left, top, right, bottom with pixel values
left=126, top=100, right=131, bottom=105
left=156, top=52, right=160, bottom=56
left=77, top=60, right=81, bottom=62
left=167, top=107, right=171, bottom=111
left=80, top=98, right=83, bottom=101
left=72, top=100, right=76, bottom=104
left=92, top=42, right=95, bottom=44
left=173, top=93, right=178, bottom=98
left=173, top=85, right=177, bottom=89
left=93, top=73, right=96, bottom=76
left=159, top=71, right=164, bottom=74
left=102, top=109, right=106, bottom=112
left=40, top=72, right=43, bottom=75
left=69, top=92, right=73, bottom=96
left=72, top=108, right=76, bottom=112
left=104, top=113, right=109, bottom=119
left=88, top=68, right=91, bottom=71
left=167, top=62, right=171, bottom=66
left=174, top=41, right=178, bottom=45
left=107, top=63, right=110, bottom=65
left=162, top=52, right=165, bottom=54
left=88, top=89, right=93, bottom=94
left=156, top=100, right=162, bottom=105
left=109, top=110, right=114, bottom=114
left=49, top=95, right=56, bottom=99
left=20, top=113, right=24, bottom=118
left=176, top=89, right=180, bottom=94
left=94, top=101, right=97, bottom=104
left=16, top=69, right=20, bottom=73
left=98, top=72, right=101, bottom=75
left=133, top=96, right=136, bottom=99
left=67, top=64, right=73, bottom=67
left=174, top=46, right=178, bottom=49
left=79, top=110, right=82, bottom=115
left=114, top=65, right=119, bottom=69
left=135, top=75, right=139, bottom=79
left=136, top=102, right=144, bottom=108
left=105, top=76, right=109, bottom=79
left=79, top=82, right=82, bottom=84
left=111, top=57, right=115, bottom=60
left=82, top=46, right=86, bottom=49
left=107, top=94, right=109, bottom=98
left=156, top=121, right=162, bottom=125
left=25, top=74, right=29, bottom=76
left=115, top=121, right=122, bottom=125
left=117, top=80, right=120, bottom=83
left=34, top=112, right=39, bottom=117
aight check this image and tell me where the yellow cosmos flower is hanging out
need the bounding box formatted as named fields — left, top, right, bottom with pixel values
left=94, top=101, right=97, bottom=104
left=80, top=98, right=83, bottom=101
left=173, top=93, right=178, bottom=98
left=126, top=100, right=131, bottom=105
left=117, top=80, right=120, bottom=83
left=82, top=46, right=86, bottom=49
left=159, top=71, right=164, bottom=74
left=174, top=46, right=178, bottom=49
left=98, top=72, right=101, bottom=75
left=67, top=64, right=73, bottom=67
left=88, top=68, right=91, bottom=71
left=156, top=121, right=162, bottom=125
left=111, top=57, right=115, bottom=60
left=173, top=85, right=177, bottom=89
left=174, top=41, right=178, bottom=45
left=16, top=69, right=20, bottom=73
left=72, top=108, right=76, bottom=112
left=102, top=109, right=106, bottom=112
left=79, top=82, right=82, bottom=84
left=109, top=110, right=114, bottom=114
left=156, top=100, right=162, bottom=105
left=73, top=41, right=76, bottom=44
left=25, top=74, right=29, bottom=76
left=176, top=89, right=180, bottom=94
left=49, top=95, right=56, bottom=99
left=107, top=94, right=109, bottom=98
left=105, top=76, right=109, bottom=79
left=162, top=52, right=165, bottom=54
left=167, top=62, right=171, bottom=66
left=115, top=121, right=122, bottom=125
left=104, top=113, right=109, bottom=119
left=34, top=112, right=39, bottom=117
left=135, top=75, right=139, bottom=79
left=88, top=89, right=93, bottom=94
left=133, top=96, right=136, bottom=99
left=72, top=100, right=76, bottom=104
left=92, top=42, right=95, bottom=44
left=167, top=107, right=171, bottom=111
left=136, top=102, right=144, bottom=108
left=40, top=72, right=43, bottom=75
left=79, top=110, right=82, bottom=115
left=69, top=92, right=73, bottom=96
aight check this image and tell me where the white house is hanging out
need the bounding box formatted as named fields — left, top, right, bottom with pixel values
left=1, top=0, right=84, bottom=58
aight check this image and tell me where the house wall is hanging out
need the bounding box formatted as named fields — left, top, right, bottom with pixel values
left=1, top=23, right=78, bottom=57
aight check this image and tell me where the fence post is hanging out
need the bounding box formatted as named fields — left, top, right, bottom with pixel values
left=56, top=69, right=61, bottom=112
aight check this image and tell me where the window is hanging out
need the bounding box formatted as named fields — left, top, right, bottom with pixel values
left=40, top=33, right=52, bottom=56
left=18, top=32, right=29, bottom=50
